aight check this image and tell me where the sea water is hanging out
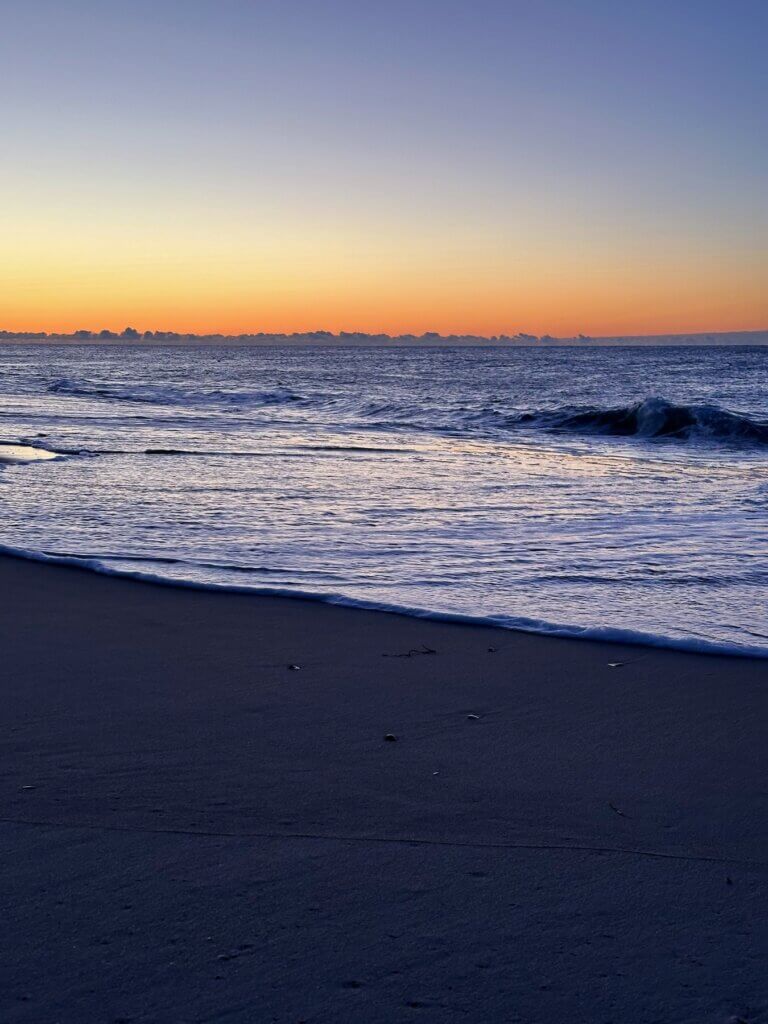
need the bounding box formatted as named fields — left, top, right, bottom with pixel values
left=1, top=344, right=766, bottom=656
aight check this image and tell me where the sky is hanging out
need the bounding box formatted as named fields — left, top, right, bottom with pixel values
left=1, top=0, right=766, bottom=337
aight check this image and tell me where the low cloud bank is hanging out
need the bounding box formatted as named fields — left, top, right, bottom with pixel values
left=1, top=328, right=766, bottom=346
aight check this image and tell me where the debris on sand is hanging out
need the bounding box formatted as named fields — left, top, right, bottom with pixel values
left=383, top=644, right=436, bottom=658
left=608, top=801, right=628, bottom=818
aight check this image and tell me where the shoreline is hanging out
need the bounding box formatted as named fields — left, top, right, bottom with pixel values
left=1, top=551, right=766, bottom=1021
left=1, top=542, right=766, bottom=661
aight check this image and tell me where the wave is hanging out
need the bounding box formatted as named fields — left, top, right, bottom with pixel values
left=41, top=549, right=348, bottom=581
left=528, top=398, right=768, bottom=445
left=17, top=443, right=406, bottom=459
left=48, top=378, right=309, bottom=409
left=346, top=396, right=768, bottom=448
left=45, top=379, right=768, bottom=448
left=0, top=541, right=766, bottom=660
left=358, top=397, right=768, bottom=449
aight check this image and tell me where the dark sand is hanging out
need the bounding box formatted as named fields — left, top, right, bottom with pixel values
left=0, top=552, right=766, bottom=1023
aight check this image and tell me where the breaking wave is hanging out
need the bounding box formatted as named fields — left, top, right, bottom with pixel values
left=530, top=398, right=768, bottom=445
left=363, top=397, right=768, bottom=448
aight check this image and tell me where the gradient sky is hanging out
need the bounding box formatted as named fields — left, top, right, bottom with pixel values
left=1, top=0, right=766, bottom=336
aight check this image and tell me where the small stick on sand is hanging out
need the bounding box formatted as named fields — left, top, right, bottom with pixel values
left=383, top=644, right=437, bottom=658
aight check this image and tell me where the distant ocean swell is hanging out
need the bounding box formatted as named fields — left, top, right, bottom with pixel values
left=48, top=378, right=307, bottom=408
left=45, top=379, right=768, bottom=447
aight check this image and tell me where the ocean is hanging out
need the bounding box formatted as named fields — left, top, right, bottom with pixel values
left=1, top=344, right=766, bottom=656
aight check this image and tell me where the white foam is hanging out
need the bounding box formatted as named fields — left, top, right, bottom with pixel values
left=0, top=443, right=62, bottom=464
left=1, top=542, right=765, bottom=660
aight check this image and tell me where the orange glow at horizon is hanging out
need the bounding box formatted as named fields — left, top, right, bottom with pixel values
left=3, top=239, right=766, bottom=338
left=3, top=2, right=766, bottom=342
left=4, top=135, right=766, bottom=340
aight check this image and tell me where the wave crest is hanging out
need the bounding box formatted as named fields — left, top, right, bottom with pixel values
left=524, top=398, right=768, bottom=445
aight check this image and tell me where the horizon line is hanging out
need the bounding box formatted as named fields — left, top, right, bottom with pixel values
left=2, top=327, right=768, bottom=345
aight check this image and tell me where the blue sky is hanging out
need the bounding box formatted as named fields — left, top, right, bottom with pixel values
left=2, top=0, right=766, bottom=334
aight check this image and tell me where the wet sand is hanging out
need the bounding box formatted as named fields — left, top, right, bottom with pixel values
left=0, top=552, right=766, bottom=1023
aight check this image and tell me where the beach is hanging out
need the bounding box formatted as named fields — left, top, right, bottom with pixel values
left=0, top=551, right=765, bottom=1023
